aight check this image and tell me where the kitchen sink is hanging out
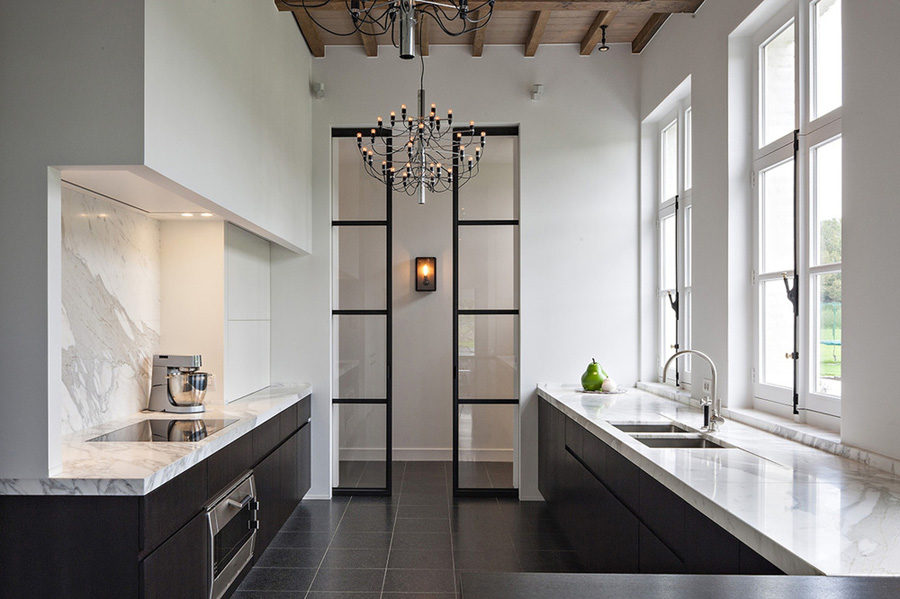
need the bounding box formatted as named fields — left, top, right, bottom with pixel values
left=612, top=423, right=690, bottom=434
left=633, top=435, right=730, bottom=449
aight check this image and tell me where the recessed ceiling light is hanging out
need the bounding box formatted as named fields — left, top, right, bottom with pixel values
left=200, top=212, right=213, bottom=217
left=181, top=213, right=194, bottom=217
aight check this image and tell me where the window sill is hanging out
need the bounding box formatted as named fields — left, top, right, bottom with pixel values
left=637, top=381, right=900, bottom=476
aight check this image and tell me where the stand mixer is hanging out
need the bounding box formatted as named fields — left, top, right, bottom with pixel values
left=148, top=354, right=210, bottom=413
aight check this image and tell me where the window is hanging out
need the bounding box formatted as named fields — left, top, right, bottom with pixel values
left=657, top=104, right=692, bottom=384
left=661, top=120, right=679, bottom=202
left=811, top=0, right=842, bottom=119
left=752, top=0, right=842, bottom=416
left=760, top=20, right=796, bottom=147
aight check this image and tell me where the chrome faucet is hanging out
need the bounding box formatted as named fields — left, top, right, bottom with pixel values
left=663, top=349, right=724, bottom=432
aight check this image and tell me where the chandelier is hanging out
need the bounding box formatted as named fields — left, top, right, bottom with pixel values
left=282, top=0, right=494, bottom=59
left=356, top=58, right=485, bottom=204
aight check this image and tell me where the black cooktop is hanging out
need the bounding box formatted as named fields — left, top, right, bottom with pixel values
left=88, top=418, right=238, bottom=443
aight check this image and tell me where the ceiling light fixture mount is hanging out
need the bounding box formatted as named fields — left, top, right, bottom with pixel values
left=282, top=0, right=494, bottom=60
left=598, top=24, right=610, bottom=53
left=356, top=57, right=485, bottom=205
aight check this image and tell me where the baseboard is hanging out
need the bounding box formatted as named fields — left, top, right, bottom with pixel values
left=338, top=448, right=514, bottom=462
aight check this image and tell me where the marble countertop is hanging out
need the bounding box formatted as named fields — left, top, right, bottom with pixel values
left=0, top=383, right=311, bottom=497
left=459, top=572, right=900, bottom=599
left=537, top=384, right=900, bottom=576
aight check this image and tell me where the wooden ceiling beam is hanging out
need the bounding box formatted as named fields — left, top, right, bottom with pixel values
left=632, top=12, right=669, bottom=53
left=472, top=8, right=488, bottom=56
left=291, top=11, right=325, bottom=58
left=525, top=10, right=551, bottom=57
left=579, top=10, right=617, bottom=55
left=276, top=0, right=703, bottom=14
left=360, top=23, right=378, bottom=56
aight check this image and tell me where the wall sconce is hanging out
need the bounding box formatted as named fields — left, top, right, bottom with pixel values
left=416, top=257, right=437, bottom=292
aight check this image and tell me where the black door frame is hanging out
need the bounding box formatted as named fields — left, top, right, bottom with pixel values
left=331, top=127, right=392, bottom=496
left=453, top=125, right=521, bottom=498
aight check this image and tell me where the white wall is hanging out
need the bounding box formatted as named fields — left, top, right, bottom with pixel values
left=224, top=224, right=271, bottom=402
left=144, top=0, right=313, bottom=253
left=159, top=221, right=225, bottom=405
left=271, top=44, right=641, bottom=499
left=0, top=0, right=145, bottom=478
left=841, top=1, right=900, bottom=459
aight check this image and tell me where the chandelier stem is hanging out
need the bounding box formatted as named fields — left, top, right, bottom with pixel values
left=399, top=0, right=416, bottom=60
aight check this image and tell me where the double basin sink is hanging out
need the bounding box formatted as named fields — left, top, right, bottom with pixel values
left=611, top=423, right=731, bottom=449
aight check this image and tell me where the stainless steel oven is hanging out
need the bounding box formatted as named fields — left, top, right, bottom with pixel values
left=206, top=473, right=258, bottom=599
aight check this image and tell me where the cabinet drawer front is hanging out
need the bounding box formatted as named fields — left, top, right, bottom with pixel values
left=298, top=422, right=311, bottom=499
left=208, top=433, right=253, bottom=498
left=298, top=395, right=311, bottom=426
left=252, top=415, right=282, bottom=463
left=279, top=403, right=300, bottom=439
left=141, top=512, right=208, bottom=599
left=141, top=460, right=207, bottom=553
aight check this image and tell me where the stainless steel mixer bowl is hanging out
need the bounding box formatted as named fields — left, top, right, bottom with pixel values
left=167, top=419, right=208, bottom=442
left=167, top=371, right=211, bottom=406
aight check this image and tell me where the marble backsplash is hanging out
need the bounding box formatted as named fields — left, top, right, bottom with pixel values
left=60, top=186, right=160, bottom=434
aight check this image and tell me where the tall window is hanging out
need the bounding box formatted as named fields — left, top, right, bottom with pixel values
left=658, top=104, right=692, bottom=384
left=753, top=0, right=842, bottom=416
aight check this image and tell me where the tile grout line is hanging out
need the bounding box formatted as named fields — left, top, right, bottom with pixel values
left=302, top=494, right=352, bottom=599
left=378, top=460, right=405, bottom=599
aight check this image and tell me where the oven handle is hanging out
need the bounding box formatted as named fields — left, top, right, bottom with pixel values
left=226, top=494, right=253, bottom=510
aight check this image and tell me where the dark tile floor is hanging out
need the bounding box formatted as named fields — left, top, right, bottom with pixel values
left=234, top=461, right=578, bottom=598
left=337, top=460, right=514, bottom=490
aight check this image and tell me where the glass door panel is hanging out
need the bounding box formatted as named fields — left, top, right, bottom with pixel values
left=458, top=136, right=518, bottom=221
left=333, top=226, right=387, bottom=311
left=333, top=138, right=387, bottom=221
left=333, top=403, right=387, bottom=489
left=457, top=404, right=516, bottom=489
left=458, top=226, right=518, bottom=310
left=458, top=314, right=519, bottom=400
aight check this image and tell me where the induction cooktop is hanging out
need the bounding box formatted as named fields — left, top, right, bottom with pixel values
left=87, top=418, right=238, bottom=443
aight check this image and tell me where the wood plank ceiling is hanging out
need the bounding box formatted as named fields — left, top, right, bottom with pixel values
left=274, top=0, right=705, bottom=58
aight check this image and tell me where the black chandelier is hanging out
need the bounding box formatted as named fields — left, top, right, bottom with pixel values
left=356, top=57, right=486, bottom=204
left=281, top=0, right=495, bottom=59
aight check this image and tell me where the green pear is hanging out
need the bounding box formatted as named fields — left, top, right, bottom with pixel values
left=581, top=358, right=606, bottom=391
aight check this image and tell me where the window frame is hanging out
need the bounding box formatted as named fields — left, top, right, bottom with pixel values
left=656, top=102, right=693, bottom=386
left=751, top=0, right=842, bottom=418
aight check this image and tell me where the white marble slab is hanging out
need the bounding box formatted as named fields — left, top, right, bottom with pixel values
left=0, top=384, right=311, bottom=497
left=537, top=383, right=900, bottom=576
left=60, top=185, right=161, bottom=434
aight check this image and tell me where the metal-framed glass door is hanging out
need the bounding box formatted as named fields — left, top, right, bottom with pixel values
left=332, top=128, right=392, bottom=495
left=453, top=125, right=520, bottom=497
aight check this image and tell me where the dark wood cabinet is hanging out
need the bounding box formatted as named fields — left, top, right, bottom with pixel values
left=0, top=395, right=313, bottom=599
left=537, top=396, right=782, bottom=576
left=142, top=512, right=208, bottom=599
left=141, top=460, right=208, bottom=553
left=298, top=421, right=311, bottom=499
left=255, top=439, right=282, bottom=550
left=208, top=431, right=253, bottom=498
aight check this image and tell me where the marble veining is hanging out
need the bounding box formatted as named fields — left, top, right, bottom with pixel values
left=61, top=186, right=160, bottom=433
left=636, top=381, right=900, bottom=477
left=0, top=384, right=310, bottom=497
left=538, top=384, right=900, bottom=576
